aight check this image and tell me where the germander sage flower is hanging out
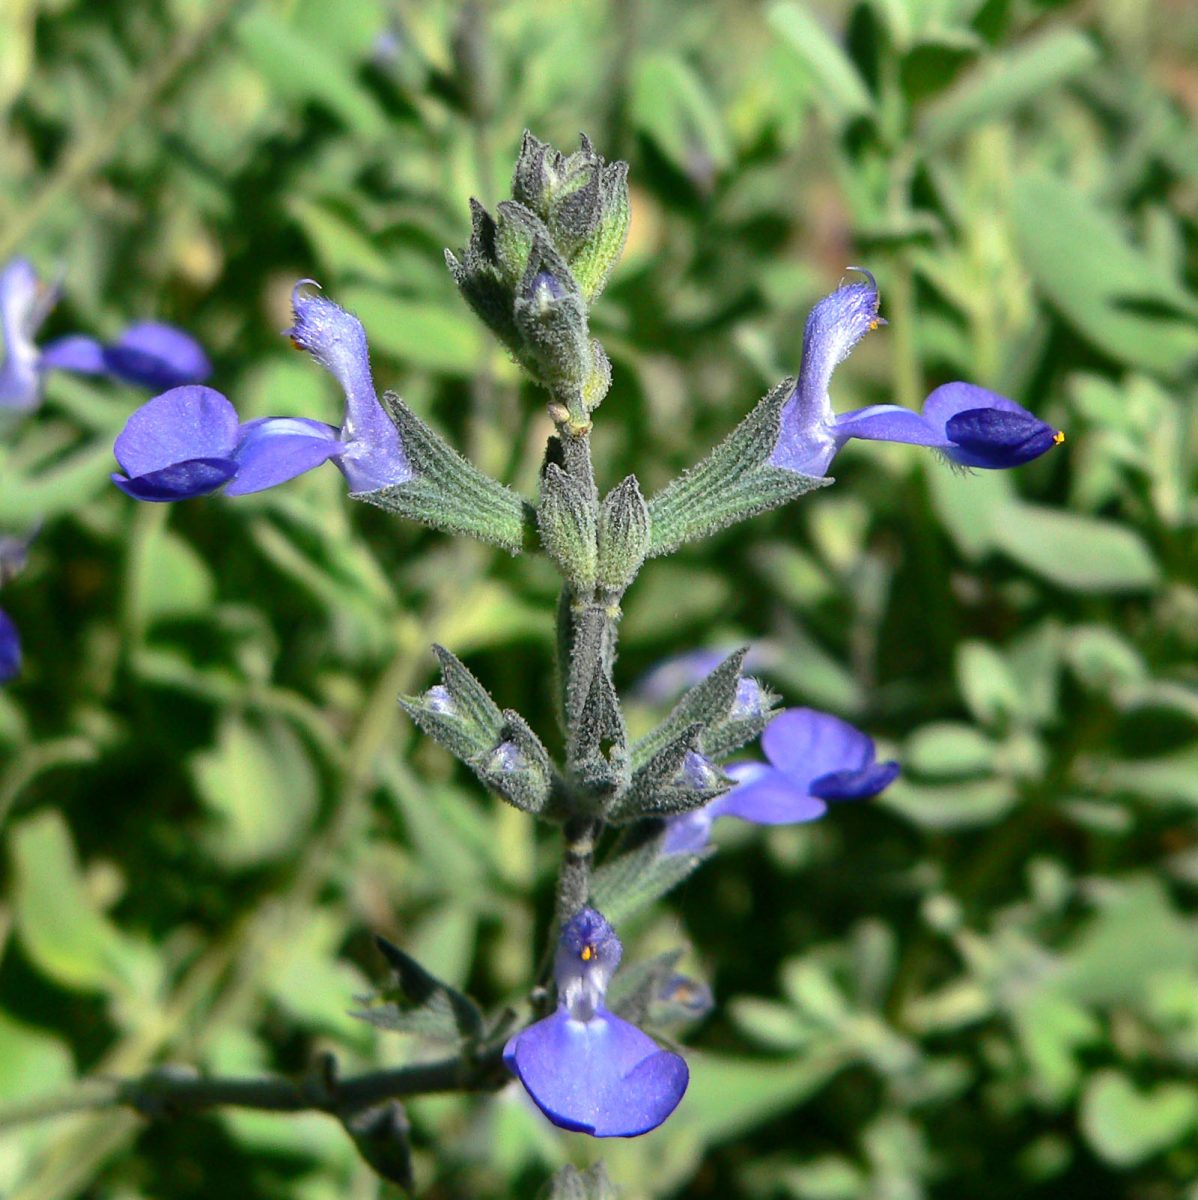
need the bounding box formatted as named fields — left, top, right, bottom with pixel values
left=664, top=707, right=899, bottom=853
left=0, top=610, right=18, bottom=684
left=0, top=259, right=56, bottom=414
left=0, top=530, right=34, bottom=684
left=111, top=283, right=410, bottom=501
left=0, top=257, right=210, bottom=415
left=41, top=321, right=211, bottom=393
left=770, top=272, right=1064, bottom=476
left=504, top=907, right=689, bottom=1137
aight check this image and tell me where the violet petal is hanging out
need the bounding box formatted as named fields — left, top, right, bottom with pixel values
left=761, top=707, right=873, bottom=787
left=504, top=1007, right=688, bottom=1138
left=227, top=417, right=342, bottom=495
left=0, top=608, right=20, bottom=683
left=714, top=762, right=828, bottom=825
left=113, top=385, right=240, bottom=478
left=103, top=322, right=212, bottom=390
left=111, top=458, right=238, bottom=501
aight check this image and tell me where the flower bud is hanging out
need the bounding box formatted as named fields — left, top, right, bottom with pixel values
left=512, top=131, right=630, bottom=303
left=537, top=462, right=598, bottom=593
left=596, top=474, right=649, bottom=595
left=473, top=711, right=554, bottom=815
left=447, top=200, right=594, bottom=391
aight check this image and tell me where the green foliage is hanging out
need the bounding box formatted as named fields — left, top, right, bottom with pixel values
left=1, top=0, right=1197, bottom=1197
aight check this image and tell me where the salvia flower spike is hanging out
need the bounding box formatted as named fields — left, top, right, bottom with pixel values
left=770, top=271, right=1063, bottom=476
left=504, top=907, right=689, bottom=1137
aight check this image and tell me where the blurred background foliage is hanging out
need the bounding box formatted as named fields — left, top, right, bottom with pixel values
left=1, top=0, right=1197, bottom=1196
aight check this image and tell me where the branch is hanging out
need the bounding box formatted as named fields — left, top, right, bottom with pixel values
left=0, top=1045, right=508, bottom=1134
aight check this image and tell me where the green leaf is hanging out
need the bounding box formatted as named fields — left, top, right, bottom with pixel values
left=355, top=934, right=484, bottom=1043
left=1056, top=880, right=1198, bottom=1006
left=631, top=648, right=746, bottom=769
left=1097, top=746, right=1198, bottom=809
left=338, top=287, right=488, bottom=375
left=727, top=997, right=811, bottom=1052
left=630, top=53, right=733, bottom=181
left=138, top=528, right=216, bottom=623
left=923, top=465, right=1013, bottom=559
left=991, top=503, right=1160, bottom=593
left=880, top=778, right=1017, bottom=830
left=679, top=1048, right=848, bottom=1142
left=1081, top=1071, right=1198, bottom=1167
left=1013, top=174, right=1198, bottom=377
left=288, top=198, right=394, bottom=284
left=190, top=715, right=319, bottom=867
left=590, top=835, right=713, bottom=924
left=407, top=904, right=477, bottom=990
left=919, top=30, right=1099, bottom=149
left=646, top=379, right=830, bottom=557
left=768, top=2, right=874, bottom=122
left=235, top=8, right=388, bottom=140
left=9, top=811, right=157, bottom=997
left=1065, top=625, right=1147, bottom=690
left=0, top=1009, right=76, bottom=1182
left=956, top=642, right=1021, bottom=728
left=904, top=722, right=996, bottom=778
left=263, top=913, right=374, bottom=1048
left=1012, top=993, right=1098, bottom=1105
left=356, top=393, right=531, bottom=553
left=0, top=438, right=116, bottom=525
left=0, top=1008, right=74, bottom=1103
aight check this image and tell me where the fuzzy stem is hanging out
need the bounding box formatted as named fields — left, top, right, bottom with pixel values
left=555, top=816, right=603, bottom=922
left=0, top=1047, right=508, bottom=1134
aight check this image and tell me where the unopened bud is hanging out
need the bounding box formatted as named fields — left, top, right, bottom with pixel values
left=596, top=475, right=649, bottom=595
left=423, top=684, right=456, bottom=715
left=730, top=677, right=764, bottom=720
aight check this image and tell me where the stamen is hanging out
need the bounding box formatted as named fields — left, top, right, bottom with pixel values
left=1052, top=430, right=1065, bottom=445
left=581, top=944, right=594, bottom=962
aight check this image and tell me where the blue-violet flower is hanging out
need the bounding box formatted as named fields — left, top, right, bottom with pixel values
left=770, top=272, right=1064, bottom=476
left=1, top=257, right=210, bottom=414
left=664, top=707, right=899, bottom=853
left=0, top=609, right=19, bottom=683
left=633, top=644, right=775, bottom=707
left=111, top=283, right=411, bottom=501
left=0, top=258, right=56, bottom=413
left=41, top=321, right=212, bottom=392
left=504, top=907, right=689, bottom=1137
left=0, top=531, right=33, bottom=684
